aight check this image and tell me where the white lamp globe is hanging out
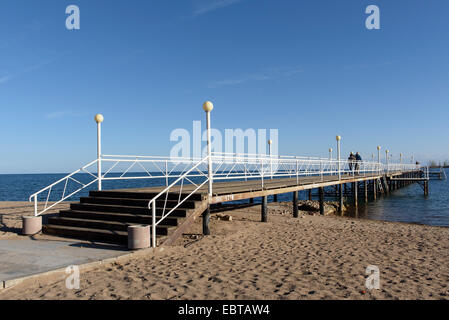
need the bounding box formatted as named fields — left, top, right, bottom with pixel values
left=202, top=101, right=214, bottom=112
left=94, top=114, right=104, bottom=123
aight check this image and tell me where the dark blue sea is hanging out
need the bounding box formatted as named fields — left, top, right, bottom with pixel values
left=1, top=169, right=448, bottom=227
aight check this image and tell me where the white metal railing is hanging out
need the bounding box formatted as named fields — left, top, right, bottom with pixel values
left=29, top=155, right=208, bottom=216
left=147, top=156, right=210, bottom=247
left=210, top=153, right=382, bottom=185
left=29, top=152, right=421, bottom=217
left=29, top=159, right=100, bottom=217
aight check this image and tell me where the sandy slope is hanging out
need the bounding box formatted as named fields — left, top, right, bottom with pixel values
left=0, top=202, right=448, bottom=300
left=0, top=201, right=71, bottom=240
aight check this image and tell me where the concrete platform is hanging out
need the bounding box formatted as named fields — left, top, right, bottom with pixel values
left=0, top=239, right=128, bottom=288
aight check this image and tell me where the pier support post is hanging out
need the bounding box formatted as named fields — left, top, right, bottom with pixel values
left=373, top=180, right=377, bottom=200
left=293, top=191, right=298, bottom=218
left=338, top=184, right=344, bottom=214
left=364, top=180, right=368, bottom=203
left=383, top=177, right=390, bottom=194
left=249, top=198, right=254, bottom=204
left=353, top=182, right=358, bottom=207
left=424, top=181, right=429, bottom=196
left=261, top=196, right=268, bottom=222
left=202, top=206, right=211, bottom=235
left=308, top=189, right=312, bottom=201
left=319, top=187, right=324, bottom=215
left=273, top=194, right=278, bottom=202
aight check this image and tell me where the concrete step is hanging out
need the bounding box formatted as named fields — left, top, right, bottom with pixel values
left=43, top=224, right=129, bottom=245
left=59, top=210, right=180, bottom=226
left=89, top=190, right=205, bottom=201
left=42, top=189, right=202, bottom=246
left=70, top=203, right=189, bottom=217
left=79, top=196, right=198, bottom=209
left=48, top=217, right=175, bottom=236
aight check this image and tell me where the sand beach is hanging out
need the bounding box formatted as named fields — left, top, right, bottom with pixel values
left=0, top=201, right=448, bottom=300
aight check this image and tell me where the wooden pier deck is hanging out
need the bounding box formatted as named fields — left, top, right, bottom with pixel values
left=113, top=171, right=407, bottom=202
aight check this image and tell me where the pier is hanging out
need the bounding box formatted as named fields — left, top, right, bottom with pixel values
left=28, top=106, right=430, bottom=248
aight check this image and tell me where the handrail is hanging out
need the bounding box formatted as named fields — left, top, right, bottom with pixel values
left=29, top=152, right=421, bottom=218
left=28, top=156, right=208, bottom=216
left=147, top=156, right=210, bottom=247
left=102, top=154, right=205, bottom=161
left=211, top=151, right=328, bottom=160
left=29, top=159, right=99, bottom=200
left=29, top=159, right=99, bottom=216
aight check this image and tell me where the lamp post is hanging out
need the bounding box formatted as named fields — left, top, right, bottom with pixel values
left=336, top=136, right=341, bottom=180
left=94, top=114, right=104, bottom=191
left=377, top=146, right=381, bottom=164
left=329, top=148, right=333, bottom=160
left=377, top=146, right=381, bottom=173
left=400, top=153, right=403, bottom=164
left=203, top=101, right=214, bottom=197
left=268, top=139, right=273, bottom=179
left=386, top=149, right=390, bottom=172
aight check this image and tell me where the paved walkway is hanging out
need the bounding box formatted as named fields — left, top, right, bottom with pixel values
left=0, top=239, right=128, bottom=285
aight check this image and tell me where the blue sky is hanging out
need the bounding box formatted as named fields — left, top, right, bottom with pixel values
left=1, top=0, right=448, bottom=173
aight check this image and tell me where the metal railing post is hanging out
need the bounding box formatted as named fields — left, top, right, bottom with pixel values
left=152, top=201, right=156, bottom=248
left=296, top=159, right=299, bottom=184
left=268, top=140, right=273, bottom=179
left=244, top=162, right=247, bottom=181
left=336, top=136, right=341, bottom=180
left=165, top=160, right=168, bottom=186
left=34, top=195, right=38, bottom=216
left=320, top=160, right=323, bottom=181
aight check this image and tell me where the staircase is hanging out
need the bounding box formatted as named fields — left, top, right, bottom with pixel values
left=43, top=190, right=208, bottom=246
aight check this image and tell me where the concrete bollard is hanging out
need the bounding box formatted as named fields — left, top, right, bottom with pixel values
left=128, top=225, right=151, bottom=250
left=22, top=216, right=42, bottom=235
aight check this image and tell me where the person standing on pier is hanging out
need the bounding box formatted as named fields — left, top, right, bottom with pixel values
left=348, top=152, right=356, bottom=175
left=355, top=152, right=362, bottom=175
